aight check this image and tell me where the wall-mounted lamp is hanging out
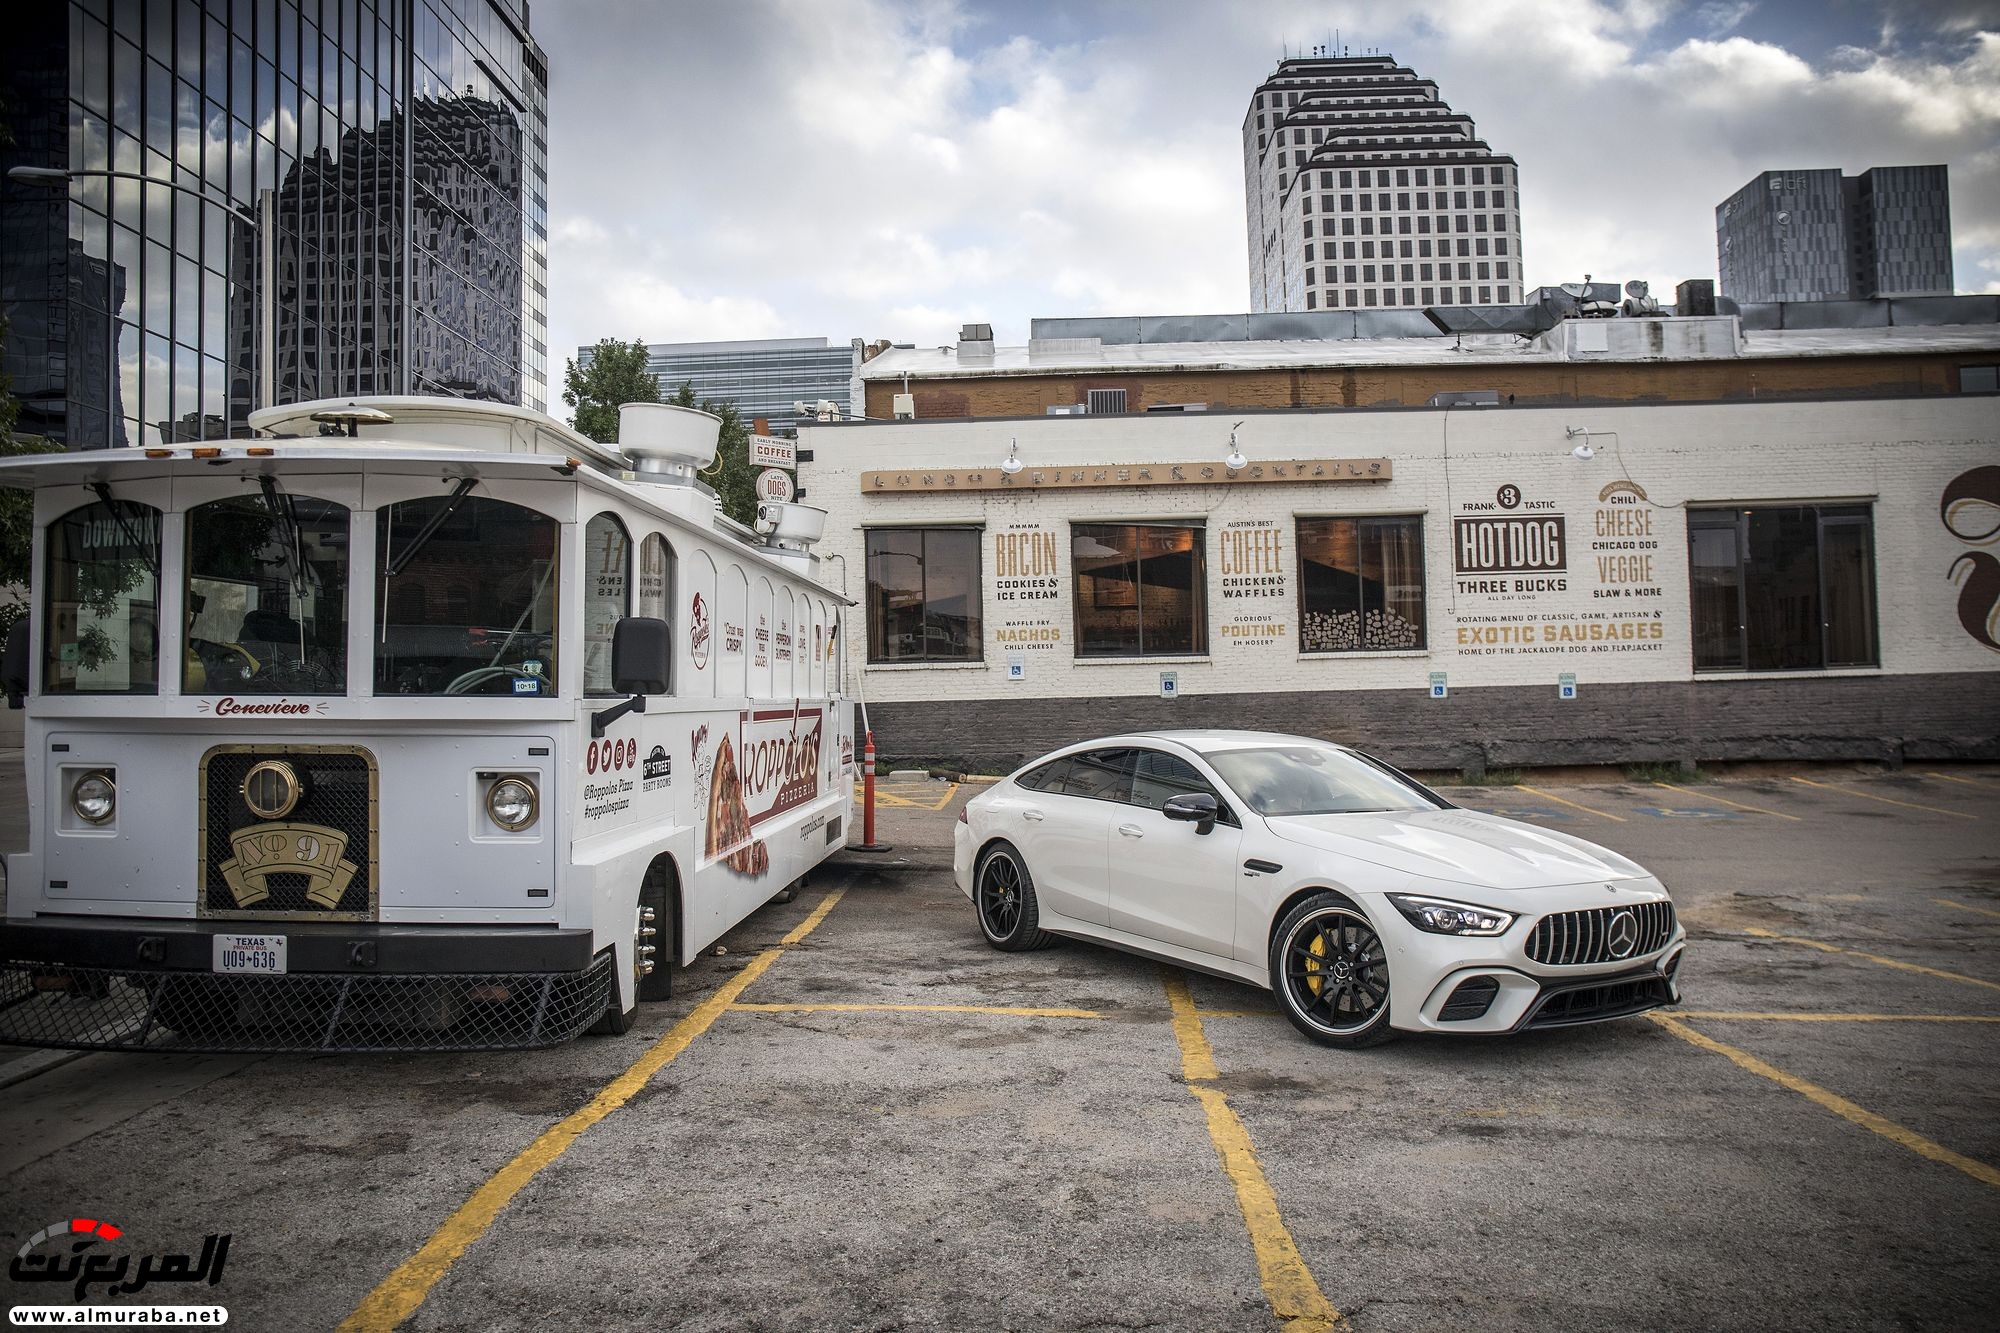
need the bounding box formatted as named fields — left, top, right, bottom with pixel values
left=1000, top=438, right=1024, bottom=476
left=1225, top=420, right=1248, bottom=473
left=1565, top=426, right=1597, bottom=461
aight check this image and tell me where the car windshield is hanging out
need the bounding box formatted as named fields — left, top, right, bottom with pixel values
left=1205, top=743, right=1437, bottom=817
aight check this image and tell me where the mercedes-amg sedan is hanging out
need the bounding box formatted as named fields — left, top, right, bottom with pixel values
left=954, top=731, right=1684, bottom=1047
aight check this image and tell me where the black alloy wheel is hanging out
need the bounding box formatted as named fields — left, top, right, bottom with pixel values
left=975, top=842, right=1056, bottom=951
left=1270, top=895, right=1397, bottom=1048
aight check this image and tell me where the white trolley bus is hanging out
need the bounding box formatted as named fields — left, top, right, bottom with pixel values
left=0, top=397, right=855, bottom=1052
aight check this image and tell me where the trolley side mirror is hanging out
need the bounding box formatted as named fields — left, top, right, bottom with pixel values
left=592, top=616, right=670, bottom=739
left=612, top=617, right=671, bottom=694
left=2, top=620, right=27, bottom=710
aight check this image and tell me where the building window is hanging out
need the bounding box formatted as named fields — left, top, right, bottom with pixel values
left=1297, top=516, right=1426, bottom=653
left=1087, top=388, right=1129, bottom=414
left=866, top=527, right=983, bottom=663
left=1072, top=523, right=1207, bottom=658
left=1688, top=506, right=1878, bottom=672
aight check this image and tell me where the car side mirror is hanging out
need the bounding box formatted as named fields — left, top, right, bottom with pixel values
left=612, top=616, right=671, bottom=694
left=1162, top=791, right=1219, bottom=835
left=2, top=620, right=28, bottom=710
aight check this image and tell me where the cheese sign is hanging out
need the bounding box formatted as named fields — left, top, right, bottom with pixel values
left=750, top=434, right=796, bottom=469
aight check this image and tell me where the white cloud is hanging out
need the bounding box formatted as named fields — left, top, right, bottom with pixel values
left=534, top=0, right=1999, bottom=396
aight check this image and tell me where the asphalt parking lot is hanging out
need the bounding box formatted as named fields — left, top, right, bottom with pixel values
left=4, top=764, right=1999, bottom=1331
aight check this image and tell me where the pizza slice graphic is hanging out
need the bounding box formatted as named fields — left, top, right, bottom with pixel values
left=704, top=734, right=769, bottom=876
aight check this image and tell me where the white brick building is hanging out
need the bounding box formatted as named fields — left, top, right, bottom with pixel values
left=1245, top=54, right=1525, bottom=314
left=799, top=389, right=2000, bottom=773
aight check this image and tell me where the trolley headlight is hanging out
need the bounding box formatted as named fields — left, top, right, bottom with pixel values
left=71, top=770, right=117, bottom=825
left=486, top=776, right=539, bottom=831
left=1387, top=893, right=1514, bottom=937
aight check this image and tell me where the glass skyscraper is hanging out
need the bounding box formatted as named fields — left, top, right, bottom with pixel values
left=1, top=0, right=549, bottom=450
left=584, top=337, right=862, bottom=435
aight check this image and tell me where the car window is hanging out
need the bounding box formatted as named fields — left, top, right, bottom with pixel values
left=1051, top=748, right=1134, bottom=802
left=1128, top=750, right=1218, bottom=810
left=1207, top=743, right=1438, bottom=816
left=1015, top=757, right=1072, bottom=792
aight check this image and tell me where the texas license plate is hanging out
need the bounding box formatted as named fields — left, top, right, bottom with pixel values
left=212, top=933, right=287, bottom=975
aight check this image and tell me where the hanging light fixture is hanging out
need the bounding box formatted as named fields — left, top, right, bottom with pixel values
left=1225, top=421, right=1248, bottom=473
left=1565, top=426, right=1597, bottom=461
left=1000, top=438, right=1024, bottom=475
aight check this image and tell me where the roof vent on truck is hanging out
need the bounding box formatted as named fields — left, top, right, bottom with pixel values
left=617, top=401, right=719, bottom=487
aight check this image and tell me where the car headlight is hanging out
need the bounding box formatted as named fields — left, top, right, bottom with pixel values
left=1387, top=893, right=1514, bottom=936
left=71, top=770, right=116, bottom=825
left=487, top=776, right=539, bottom=831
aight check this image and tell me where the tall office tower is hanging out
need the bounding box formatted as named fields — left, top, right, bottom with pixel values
left=592, top=337, right=862, bottom=434
left=1243, top=53, right=1525, bottom=314
left=1717, top=165, right=1952, bottom=303
left=1843, top=166, right=1952, bottom=299
left=0, top=0, right=550, bottom=450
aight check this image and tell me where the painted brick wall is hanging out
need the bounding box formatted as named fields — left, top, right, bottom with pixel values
left=801, top=396, right=2000, bottom=767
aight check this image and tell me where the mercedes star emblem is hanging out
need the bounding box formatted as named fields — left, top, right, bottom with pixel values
left=1606, top=909, right=1640, bottom=959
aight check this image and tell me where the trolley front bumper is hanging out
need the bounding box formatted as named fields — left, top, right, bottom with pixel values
left=0, top=917, right=610, bottom=1054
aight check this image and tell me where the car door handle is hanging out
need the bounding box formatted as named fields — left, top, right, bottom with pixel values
left=1243, top=859, right=1283, bottom=875
left=1117, top=824, right=1144, bottom=838
left=1021, top=809, right=1045, bottom=822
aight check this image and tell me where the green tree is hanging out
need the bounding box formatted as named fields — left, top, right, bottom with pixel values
left=562, top=338, right=658, bottom=443
left=672, top=381, right=758, bottom=528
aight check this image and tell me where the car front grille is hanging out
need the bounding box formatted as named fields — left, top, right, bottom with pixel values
left=1526, top=900, right=1675, bottom=966
left=1523, top=974, right=1674, bottom=1030
left=200, top=746, right=377, bottom=919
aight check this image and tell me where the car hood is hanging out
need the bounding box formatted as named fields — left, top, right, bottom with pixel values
left=1264, top=807, right=1652, bottom=890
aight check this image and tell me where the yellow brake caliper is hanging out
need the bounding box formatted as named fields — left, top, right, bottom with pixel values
left=1304, top=932, right=1327, bottom=997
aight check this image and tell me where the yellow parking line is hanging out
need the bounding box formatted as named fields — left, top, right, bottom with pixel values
left=338, top=889, right=847, bottom=1333
left=870, top=782, right=961, bottom=811
left=1936, top=897, right=2000, bottom=921
left=732, top=1001, right=1105, bottom=1019
left=1927, top=771, right=2000, bottom=789
left=1673, top=1010, right=2000, bottom=1023
left=1742, top=926, right=2000, bottom=993
left=1789, top=775, right=1977, bottom=820
left=1654, top=782, right=1802, bottom=821
left=1517, top=785, right=1625, bottom=822
left=1648, top=1013, right=2000, bottom=1191
left=1163, top=970, right=1342, bottom=1332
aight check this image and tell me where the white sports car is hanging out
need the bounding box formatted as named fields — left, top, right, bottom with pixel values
left=953, top=731, right=1684, bottom=1047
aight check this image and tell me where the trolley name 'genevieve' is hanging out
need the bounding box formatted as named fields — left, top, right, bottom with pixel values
left=0, top=397, right=855, bottom=1052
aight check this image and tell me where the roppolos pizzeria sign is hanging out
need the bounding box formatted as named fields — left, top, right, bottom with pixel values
left=861, top=458, right=1393, bottom=493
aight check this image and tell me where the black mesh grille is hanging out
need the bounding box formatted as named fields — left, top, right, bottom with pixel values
left=203, top=749, right=374, bottom=916
left=1526, top=901, right=1675, bottom=966
left=0, top=953, right=613, bottom=1053
left=1438, top=976, right=1500, bottom=1022
left=1524, top=974, right=1673, bottom=1030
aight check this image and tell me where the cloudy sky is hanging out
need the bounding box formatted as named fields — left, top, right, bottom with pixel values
left=534, top=0, right=1999, bottom=376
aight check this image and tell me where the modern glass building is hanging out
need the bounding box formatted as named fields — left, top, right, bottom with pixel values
left=1717, top=165, right=1953, bottom=303
left=0, top=0, right=549, bottom=450
left=586, top=337, right=860, bottom=435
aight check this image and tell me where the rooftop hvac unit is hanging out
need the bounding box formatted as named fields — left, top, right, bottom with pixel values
left=892, top=393, right=916, bottom=419
left=1427, top=390, right=1501, bottom=408
left=1144, top=403, right=1211, bottom=413
left=1045, top=404, right=1085, bottom=415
